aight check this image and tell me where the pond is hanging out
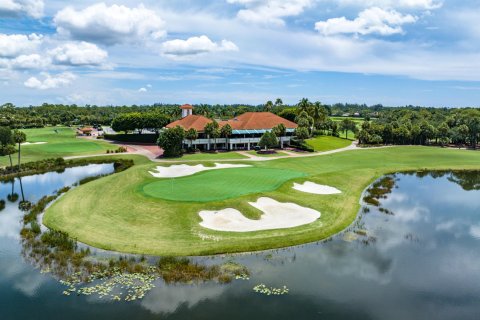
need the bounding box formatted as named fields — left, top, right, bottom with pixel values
left=1, top=168, right=479, bottom=320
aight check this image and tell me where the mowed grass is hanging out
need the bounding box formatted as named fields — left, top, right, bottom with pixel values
left=245, top=151, right=289, bottom=157
left=163, top=151, right=248, bottom=161
left=306, top=136, right=352, bottom=152
left=0, top=127, right=112, bottom=166
left=141, top=167, right=305, bottom=202
left=44, top=146, right=480, bottom=256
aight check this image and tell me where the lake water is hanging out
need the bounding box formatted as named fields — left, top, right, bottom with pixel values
left=1, top=168, right=479, bottom=320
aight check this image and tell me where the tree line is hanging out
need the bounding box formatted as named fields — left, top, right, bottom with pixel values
left=358, top=108, right=480, bottom=149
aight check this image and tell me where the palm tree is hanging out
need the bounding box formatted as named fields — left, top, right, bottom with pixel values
left=312, top=101, right=326, bottom=130
left=265, top=100, right=274, bottom=112
left=220, top=124, right=232, bottom=150
left=297, top=98, right=311, bottom=114
left=275, top=98, right=283, bottom=107
left=185, top=128, right=198, bottom=151
left=204, top=121, right=219, bottom=151
left=0, top=126, right=15, bottom=170
left=13, top=130, right=26, bottom=170
left=272, top=123, right=286, bottom=148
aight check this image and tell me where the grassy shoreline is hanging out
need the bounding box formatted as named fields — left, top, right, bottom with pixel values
left=43, top=146, right=480, bottom=256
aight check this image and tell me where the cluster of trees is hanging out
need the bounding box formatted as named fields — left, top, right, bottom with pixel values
left=110, top=112, right=171, bottom=134
left=0, top=100, right=365, bottom=129
left=0, top=127, right=27, bottom=168
left=358, top=108, right=480, bottom=149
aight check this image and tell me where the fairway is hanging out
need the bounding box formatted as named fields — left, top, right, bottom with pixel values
left=163, top=151, right=248, bottom=161
left=43, top=146, right=480, bottom=256
left=142, top=167, right=305, bottom=202
left=306, top=136, right=352, bottom=152
left=0, top=127, right=112, bottom=166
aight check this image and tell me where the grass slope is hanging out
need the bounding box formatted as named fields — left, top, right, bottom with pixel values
left=305, top=136, right=352, bottom=152
left=141, top=167, right=305, bottom=202
left=163, top=152, right=248, bottom=161
left=245, top=151, right=289, bottom=157
left=0, top=127, right=112, bottom=166
left=44, top=146, right=480, bottom=256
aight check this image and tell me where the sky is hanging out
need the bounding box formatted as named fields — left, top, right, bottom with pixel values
left=1, top=0, right=480, bottom=107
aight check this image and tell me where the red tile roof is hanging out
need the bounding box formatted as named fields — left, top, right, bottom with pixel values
left=166, top=115, right=212, bottom=131
left=220, top=112, right=297, bottom=130
left=180, top=104, right=193, bottom=109
left=166, top=112, right=297, bottom=132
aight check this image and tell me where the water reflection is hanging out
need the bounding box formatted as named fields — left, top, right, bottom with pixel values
left=0, top=170, right=479, bottom=320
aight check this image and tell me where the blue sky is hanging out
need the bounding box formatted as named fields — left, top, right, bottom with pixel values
left=1, top=0, right=480, bottom=107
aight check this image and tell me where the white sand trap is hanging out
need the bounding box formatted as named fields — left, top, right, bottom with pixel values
left=149, top=163, right=251, bottom=178
left=21, top=141, right=47, bottom=145
left=199, top=197, right=320, bottom=232
left=293, top=181, right=341, bottom=195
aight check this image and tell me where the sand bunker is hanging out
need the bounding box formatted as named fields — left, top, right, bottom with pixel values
left=21, top=142, right=47, bottom=145
left=199, top=197, right=320, bottom=232
left=149, top=163, right=250, bottom=178
left=293, top=181, right=341, bottom=195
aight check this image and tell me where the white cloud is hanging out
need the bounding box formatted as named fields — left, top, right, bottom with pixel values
left=161, top=35, right=238, bottom=58
left=49, top=41, right=108, bottom=66
left=227, top=0, right=312, bottom=26
left=24, top=72, right=76, bottom=89
left=10, top=53, right=48, bottom=69
left=336, top=0, right=443, bottom=10
left=0, top=33, right=42, bottom=58
left=0, top=0, right=44, bottom=18
left=54, top=3, right=166, bottom=45
left=315, top=7, right=417, bottom=36
left=138, top=87, right=147, bottom=92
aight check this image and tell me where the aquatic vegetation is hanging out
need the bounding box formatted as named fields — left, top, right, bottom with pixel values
left=60, top=267, right=158, bottom=302
left=235, top=274, right=250, bottom=280
left=14, top=163, right=248, bottom=303
left=363, top=175, right=396, bottom=207
left=253, top=284, right=289, bottom=296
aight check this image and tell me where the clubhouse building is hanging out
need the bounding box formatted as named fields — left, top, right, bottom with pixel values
left=166, top=104, right=297, bottom=150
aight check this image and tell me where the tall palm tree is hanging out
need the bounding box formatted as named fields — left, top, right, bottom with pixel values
left=272, top=123, right=286, bottom=148
left=297, top=98, right=311, bottom=114
left=185, top=128, right=198, bottom=150
left=204, top=121, right=219, bottom=151
left=13, top=130, right=26, bottom=170
left=220, top=124, right=232, bottom=150
left=0, top=126, right=14, bottom=170
left=265, top=100, right=274, bottom=112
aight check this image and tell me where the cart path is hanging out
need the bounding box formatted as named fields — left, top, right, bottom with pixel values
left=64, top=141, right=377, bottom=163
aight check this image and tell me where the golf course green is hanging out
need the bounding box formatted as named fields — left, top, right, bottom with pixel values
left=305, top=136, right=352, bottom=152
left=0, top=127, right=112, bottom=166
left=43, top=146, right=480, bottom=256
left=141, top=167, right=305, bottom=202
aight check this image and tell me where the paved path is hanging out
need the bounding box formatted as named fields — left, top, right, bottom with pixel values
left=151, top=141, right=362, bottom=163
left=65, top=140, right=380, bottom=163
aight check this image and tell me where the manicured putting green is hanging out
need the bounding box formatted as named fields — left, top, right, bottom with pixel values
left=141, top=167, right=306, bottom=202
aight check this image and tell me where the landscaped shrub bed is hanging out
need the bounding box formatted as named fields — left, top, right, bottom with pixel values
left=290, top=139, right=315, bottom=152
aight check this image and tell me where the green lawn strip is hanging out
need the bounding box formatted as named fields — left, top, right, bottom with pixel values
left=330, top=117, right=365, bottom=124
left=0, top=127, right=113, bottom=166
left=305, top=136, right=352, bottom=152
left=245, top=151, right=289, bottom=157
left=141, top=167, right=306, bottom=202
left=162, top=151, right=248, bottom=161
left=43, top=146, right=480, bottom=256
